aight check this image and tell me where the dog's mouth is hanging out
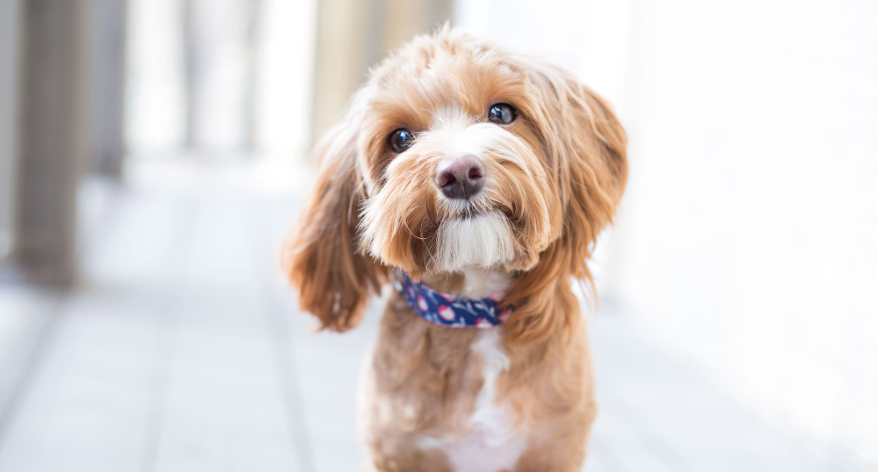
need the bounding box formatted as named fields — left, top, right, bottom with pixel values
left=438, top=194, right=505, bottom=222
left=432, top=210, right=516, bottom=272
left=454, top=207, right=483, bottom=220
left=440, top=202, right=518, bottom=227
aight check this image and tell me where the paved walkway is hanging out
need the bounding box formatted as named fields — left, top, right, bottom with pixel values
left=0, top=160, right=865, bottom=472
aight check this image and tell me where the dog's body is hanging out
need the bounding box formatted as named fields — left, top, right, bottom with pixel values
left=360, top=270, right=595, bottom=471
left=284, top=28, right=626, bottom=471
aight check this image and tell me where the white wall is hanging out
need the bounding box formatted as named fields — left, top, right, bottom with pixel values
left=608, top=0, right=878, bottom=462
left=458, top=0, right=878, bottom=463
left=0, top=0, right=20, bottom=258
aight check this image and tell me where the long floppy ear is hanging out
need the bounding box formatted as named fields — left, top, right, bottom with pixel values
left=538, top=64, right=628, bottom=279
left=504, top=63, right=628, bottom=342
left=281, top=113, right=387, bottom=331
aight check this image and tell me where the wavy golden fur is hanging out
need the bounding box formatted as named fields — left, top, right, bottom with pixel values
left=282, top=26, right=627, bottom=471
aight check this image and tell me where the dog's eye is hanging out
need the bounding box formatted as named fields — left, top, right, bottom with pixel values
left=388, top=128, right=414, bottom=153
left=488, top=103, right=517, bottom=125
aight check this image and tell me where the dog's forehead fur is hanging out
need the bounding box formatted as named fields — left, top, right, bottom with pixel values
left=366, top=31, right=527, bottom=125
left=372, top=30, right=514, bottom=87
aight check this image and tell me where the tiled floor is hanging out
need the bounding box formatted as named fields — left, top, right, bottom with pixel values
left=0, top=160, right=868, bottom=472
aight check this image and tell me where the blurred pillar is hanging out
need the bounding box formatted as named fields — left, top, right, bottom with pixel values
left=310, top=0, right=452, bottom=146
left=180, top=0, right=200, bottom=149
left=310, top=0, right=372, bottom=146
left=0, top=0, right=21, bottom=260
left=243, top=0, right=263, bottom=152
left=89, top=0, right=128, bottom=177
left=13, top=0, right=92, bottom=285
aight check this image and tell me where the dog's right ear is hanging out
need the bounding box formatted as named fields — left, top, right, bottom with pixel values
left=281, top=113, right=387, bottom=332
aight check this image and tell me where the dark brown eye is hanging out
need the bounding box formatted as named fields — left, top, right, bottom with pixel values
left=388, top=128, right=414, bottom=153
left=488, top=103, right=517, bottom=125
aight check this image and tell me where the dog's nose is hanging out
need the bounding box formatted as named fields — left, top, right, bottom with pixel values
left=434, top=155, right=485, bottom=200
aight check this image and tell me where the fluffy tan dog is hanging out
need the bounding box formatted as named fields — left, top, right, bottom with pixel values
left=283, top=26, right=627, bottom=472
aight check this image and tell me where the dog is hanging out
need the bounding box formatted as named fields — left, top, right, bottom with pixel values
left=283, top=26, right=627, bottom=472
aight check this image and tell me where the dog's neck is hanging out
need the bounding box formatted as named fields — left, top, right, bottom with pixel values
left=420, top=268, right=514, bottom=298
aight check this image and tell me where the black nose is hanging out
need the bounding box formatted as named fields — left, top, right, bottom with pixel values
left=434, top=155, right=485, bottom=200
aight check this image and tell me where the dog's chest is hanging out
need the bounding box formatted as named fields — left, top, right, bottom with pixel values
left=418, top=329, right=527, bottom=472
left=423, top=431, right=527, bottom=472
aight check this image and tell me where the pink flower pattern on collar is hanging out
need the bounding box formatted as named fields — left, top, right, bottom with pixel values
left=393, top=270, right=512, bottom=328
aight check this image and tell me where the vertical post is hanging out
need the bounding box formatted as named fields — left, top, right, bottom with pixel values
left=180, top=0, right=200, bottom=150
left=243, top=0, right=263, bottom=152
left=89, top=0, right=128, bottom=177
left=381, top=0, right=452, bottom=53
left=0, top=0, right=21, bottom=260
left=13, top=0, right=92, bottom=285
left=310, top=0, right=372, bottom=145
left=309, top=0, right=453, bottom=147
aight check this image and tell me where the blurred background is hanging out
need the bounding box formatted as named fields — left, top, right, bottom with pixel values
left=0, top=0, right=876, bottom=471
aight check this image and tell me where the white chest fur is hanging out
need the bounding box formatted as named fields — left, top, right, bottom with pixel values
left=418, top=329, right=527, bottom=472
left=461, top=268, right=513, bottom=298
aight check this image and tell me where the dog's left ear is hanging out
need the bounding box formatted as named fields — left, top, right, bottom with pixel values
left=526, top=63, right=628, bottom=278
left=281, top=112, right=387, bottom=332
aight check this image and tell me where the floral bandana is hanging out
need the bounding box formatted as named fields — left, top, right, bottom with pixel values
left=393, top=270, right=512, bottom=328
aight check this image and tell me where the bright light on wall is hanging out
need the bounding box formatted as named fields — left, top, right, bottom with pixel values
left=457, top=0, right=878, bottom=464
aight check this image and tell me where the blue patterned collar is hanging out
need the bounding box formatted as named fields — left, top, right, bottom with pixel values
left=393, top=270, right=512, bottom=328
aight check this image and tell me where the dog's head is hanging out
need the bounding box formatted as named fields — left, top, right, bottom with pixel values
left=283, top=28, right=627, bottom=340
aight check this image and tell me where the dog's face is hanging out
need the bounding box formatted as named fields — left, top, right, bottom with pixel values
left=357, top=45, right=560, bottom=275
left=284, top=29, right=627, bottom=337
